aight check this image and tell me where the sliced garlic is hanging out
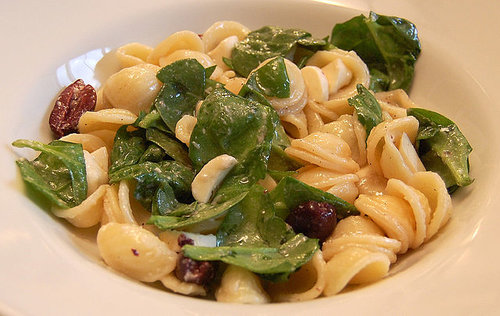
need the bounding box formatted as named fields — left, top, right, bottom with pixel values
left=191, top=154, right=238, bottom=203
left=175, top=115, right=197, bottom=147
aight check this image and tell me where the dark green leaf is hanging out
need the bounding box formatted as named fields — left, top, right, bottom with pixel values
left=154, top=59, right=207, bottom=131
left=148, top=192, right=248, bottom=229
left=146, top=128, right=191, bottom=167
left=331, top=11, right=421, bottom=92
left=217, top=185, right=294, bottom=247
left=408, top=108, right=473, bottom=189
left=182, top=234, right=318, bottom=280
left=348, top=84, right=383, bottom=137
left=189, top=88, right=275, bottom=201
left=139, top=144, right=166, bottom=163
left=231, top=26, right=328, bottom=77
left=269, top=176, right=359, bottom=220
left=241, top=56, right=290, bottom=98
left=135, top=109, right=170, bottom=133
left=12, top=139, right=87, bottom=208
left=109, top=126, right=147, bottom=174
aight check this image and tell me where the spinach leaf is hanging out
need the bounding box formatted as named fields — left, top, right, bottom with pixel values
left=154, top=59, right=207, bottom=132
left=145, top=128, right=191, bottom=167
left=240, top=56, right=290, bottom=98
left=148, top=192, right=248, bottom=229
left=135, top=109, right=170, bottom=133
left=189, top=88, right=275, bottom=201
left=407, top=108, right=473, bottom=191
left=230, top=26, right=328, bottom=77
left=269, top=176, right=359, bottom=220
left=331, top=11, right=421, bottom=92
left=109, top=160, right=194, bottom=210
left=138, top=144, right=166, bottom=163
left=109, top=126, right=147, bottom=174
left=182, top=234, right=318, bottom=281
left=217, top=185, right=294, bottom=247
left=348, top=84, right=383, bottom=137
left=13, top=139, right=87, bottom=209
left=189, top=185, right=318, bottom=281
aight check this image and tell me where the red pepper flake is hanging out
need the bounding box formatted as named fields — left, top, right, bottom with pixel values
left=131, top=248, right=139, bottom=256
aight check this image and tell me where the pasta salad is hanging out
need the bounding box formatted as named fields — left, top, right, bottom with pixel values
left=12, top=12, right=473, bottom=303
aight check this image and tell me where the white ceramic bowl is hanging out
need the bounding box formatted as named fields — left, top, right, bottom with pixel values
left=1, top=0, right=499, bottom=315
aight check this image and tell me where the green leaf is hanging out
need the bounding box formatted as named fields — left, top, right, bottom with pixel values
left=135, top=109, right=170, bottom=133
left=189, top=88, right=275, bottom=201
left=348, top=84, right=383, bottom=137
left=12, top=139, right=87, bottom=208
left=241, top=56, right=290, bottom=98
left=217, top=185, right=294, bottom=247
left=109, top=160, right=194, bottom=208
left=331, top=11, right=421, bottom=92
left=145, top=128, right=191, bottom=167
left=269, top=176, right=359, bottom=220
left=109, top=126, right=147, bottom=174
left=138, top=144, right=166, bottom=163
left=182, top=234, right=318, bottom=281
left=148, top=192, right=248, bottom=229
left=408, top=108, right=473, bottom=190
left=231, top=26, right=328, bottom=77
left=154, top=59, right=207, bottom=131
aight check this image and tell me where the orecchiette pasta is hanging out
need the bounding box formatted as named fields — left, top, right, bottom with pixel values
left=285, top=132, right=360, bottom=174
left=354, top=171, right=452, bottom=253
left=103, top=63, right=162, bottom=115
left=147, top=30, right=204, bottom=65
left=97, top=223, right=177, bottom=282
left=52, top=184, right=108, bottom=228
left=15, top=17, right=468, bottom=304
left=78, top=109, right=137, bottom=133
left=116, top=42, right=154, bottom=68
left=322, top=216, right=400, bottom=296
left=266, top=250, right=327, bottom=302
left=215, top=265, right=270, bottom=304
left=366, top=116, right=425, bottom=183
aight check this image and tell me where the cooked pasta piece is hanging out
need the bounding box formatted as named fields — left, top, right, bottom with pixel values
left=207, top=35, right=239, bottom=71
left=280, top=111, right=309, bottom=139
left=97, top=222, right=177, bottom=282
left=116, top=42, right=154, bottom=68
left=355, top=165, right=387, bottom=196
left=320, top=114, right=367, bottom=166
left=60, top=133, right=108, bottom=153
left=202, top=21, right=250, bottom=53
left=306, top=49, right=370, bottom=116
left=266, top=250, right=326, bottom=302
left=295, top=165, right=359, bottom=204
left=322, top=215, right=401, bottom=263
left=215, top=265, right=270, bottom=304
left=52, top=184, right=108, bottom=228
left=102, top=182, right=137, bottom=225
left=83, top=149, right=108, bottom=196
left=354, top=171, right=452, bottom=253
left=160, top=273, right=207, bottom=296
left=147, top=30, right=204, bottom=65
left=366, top=116, right=425, bottom=183
left=78, top=109, right=137, bottom=133
left=322, top=216, right=400, bottom=296
left=285, top=132, right=360, bottom=174
left=375, top=89, right=417, bottom=120
left=103, top=63, right=162, bottom=115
